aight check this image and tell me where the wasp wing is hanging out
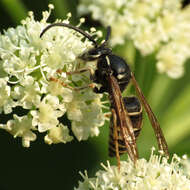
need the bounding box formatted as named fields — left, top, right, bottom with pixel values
left=108, top=74, right=139, bottom=163
left=131, top=72, right=169, bottom=156
left=110, top=108, right=121, bottom=169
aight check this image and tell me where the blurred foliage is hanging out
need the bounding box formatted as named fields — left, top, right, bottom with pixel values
left=0, top=0, right=190, bottom=190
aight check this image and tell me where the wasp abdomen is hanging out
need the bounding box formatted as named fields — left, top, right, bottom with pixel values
left=109, top=96, right=143, bottom=157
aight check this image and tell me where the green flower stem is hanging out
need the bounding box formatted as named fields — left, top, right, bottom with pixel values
left=147, top=74, right=172, bottom=112
left=162, top=85, right=190, bottom=147
left=141, top=54, right=157, bottom=97
left=133, top=51, right=157, bottom=97
left=164, top=86, right=190, bottom=120
left=1, top=0, right=27, bottom=24
left=145, top=73, right=190, bottom=147
left=165, top=114, right=190, bottom=148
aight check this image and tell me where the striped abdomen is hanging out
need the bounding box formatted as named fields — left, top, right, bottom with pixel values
left=109, top=96, right=143, bottom=157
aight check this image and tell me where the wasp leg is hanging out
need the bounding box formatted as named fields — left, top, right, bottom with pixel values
left=111, top=108, right=120, bottom=170
left=66, top=68, right=94, bottom=75
left=57, top=68, right=106, bottom=93
left=56, top=68, right=94, bottom=76
left=49, top=77, right=96, bottom=91
left=52, top=68, right=97, bottom=90
left=104, top=113, right=112, bottom=118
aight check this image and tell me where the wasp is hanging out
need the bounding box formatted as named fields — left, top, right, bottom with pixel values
left=40, top=23, right=169, bottom=169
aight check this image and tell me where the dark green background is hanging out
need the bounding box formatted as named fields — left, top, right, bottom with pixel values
left=0, top=1, right=190, bottom=190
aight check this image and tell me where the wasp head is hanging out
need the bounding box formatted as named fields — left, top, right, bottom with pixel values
left=79, top=43, right=112, bottom=61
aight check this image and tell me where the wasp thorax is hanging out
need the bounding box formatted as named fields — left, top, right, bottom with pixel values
left=93, top=54, right=131, bottom=93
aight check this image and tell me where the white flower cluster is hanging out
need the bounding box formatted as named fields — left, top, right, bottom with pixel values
left=0, top=5, right=107, bottom=147
left=78, top=0, right=190, bottom=78
left=75, top=149, right=190, bottom=190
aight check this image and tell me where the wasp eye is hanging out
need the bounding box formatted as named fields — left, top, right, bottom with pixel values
left=88, top=48, right=100, bottom=56
left=79, top=47, right=101, bottom=61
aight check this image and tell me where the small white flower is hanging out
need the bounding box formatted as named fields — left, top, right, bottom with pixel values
left=12, top=75, right=41, bottom=109
left=181, top=155, right=190, bottom=178
left=68, top=91, right=105, bottom=141
left=75, top=150, right=190, bottom=190
left=131, top=20, right=160, bottom=55
left=6, top=114, right=36, bottom=147
left=31, top=95, right=64, bottom=132
left=47, top=81, right=73, bottom=102
left=0, top=78, right=16, bottom=114
left=156, top=42, right=186, bottom=78
left=44, top=124, right=73, bottom=144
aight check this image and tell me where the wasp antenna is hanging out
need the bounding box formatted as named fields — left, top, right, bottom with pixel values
left=105, top=26, right=111, bottom=42
left=101, top=26, right=111, bottom=46
left=40, top=23, right=98, bottom=46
